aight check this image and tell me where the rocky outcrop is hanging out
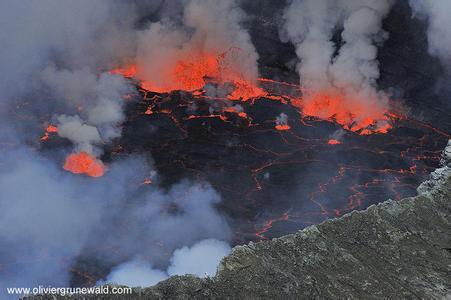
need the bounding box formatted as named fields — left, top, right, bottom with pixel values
left=27, top=141, right=451, bottom=299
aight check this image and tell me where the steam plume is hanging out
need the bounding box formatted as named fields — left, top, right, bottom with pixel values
left=40, top=66, right=132, bottom=156
left=133, top=0, right=259, bottom=93
left=281, top=0, right=395, bottom=134
left=409, top=0, right=451, bottom=67
left=102, top=239, right=231, bottom=287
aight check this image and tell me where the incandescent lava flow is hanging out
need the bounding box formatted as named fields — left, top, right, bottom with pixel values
left=110, top=47, right=266, bottom=102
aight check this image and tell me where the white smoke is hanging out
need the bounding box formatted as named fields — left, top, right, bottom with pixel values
left=40, top=66, right=132, bottom=156
left=167, top=239, right=231, bottom=277
left=409, top=0, right=451, bottom=67
left=275, top=113, right=289, bottom=127
left=0, top=150, right=231, bottom=295
left=281, top=0, right=395, bottom=132
left=102, top=239, right=231, bottom=287
left=134, top=0, right=259, bottom=92
left=0, top=0, right=137, bottom=105
left=56, top=115, right=102, bottom=155
left=101, top=259, right=168, bottom=288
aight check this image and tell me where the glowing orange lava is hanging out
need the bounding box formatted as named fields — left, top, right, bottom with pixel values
left=111, top=49, right=265, bottom=101
left=328, top=139, right=341, bottom=145
left=144, top=107, right=153, bottom=115
left=63, top=152, right=105, bottom=177
left=275, top=124, right=290, bottom=131
left=111, top=59, right=393, bottom=135
left=299, top=90, right=392, bottom=135
left=227, top=79, right=266, bottom=100
left=223, top=106, right=248, bottom=118
left=109, top=64, right=137, bottom=78
left=46, top=125, right=58, bottom=133
left=40, top=124, right=58, bottom=141
left=142, top=178, right=152, bottom=185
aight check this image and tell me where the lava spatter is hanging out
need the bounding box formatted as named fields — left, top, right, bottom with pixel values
left=63, top=152, right=105, bottom=177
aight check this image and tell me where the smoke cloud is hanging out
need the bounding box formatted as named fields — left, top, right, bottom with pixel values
left=0, top=149, right=231, bottom=295
left=275, top=113, right=289, bottom=127
left=40, top=66, right=132, bottom=156
left=409, top=0, right=451, bottom=67
left=102, top=259, right=168, bottom=288
left=133, top=0, right=259, bottom=93
left=281, top=0, right=395, bottom=133
left=167, top=239, right=231, bottom=277
left=102, top=239, right=231, bottom=287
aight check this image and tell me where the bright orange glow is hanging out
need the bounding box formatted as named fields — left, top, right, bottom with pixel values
left=40, top=134, right=49, bottom=141
left=222, top=106, right=245, bottom=116
left=40, top=124, right=58, bottom=141
left=328, top=139, right=341, bottom=145
left=173, top=55, right=219, bottom=91
left=299, top=90, right=391, bottom=135
left=144, top=107, right=153, bottom=115
left=112, top=49, right=266, bottom=101
left=46, top=125, right=58, bottom=133
left=227, top=79, right=266, bottom=100
left=63, top=152, right=105, bottom=177
left=109, top=64, right=137, bottom=78
left=275, top=124, right=290, bottom=131
left=111, top=60, right=392, bottom=134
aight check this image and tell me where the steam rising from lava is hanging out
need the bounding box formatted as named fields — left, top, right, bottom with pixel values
left=40, top=67, right=133, bottom=176
left=114, top=0, right=263, bottom=100
left=63, top=151, right=106, bottom=177
left=281, top=0, right=395, bottom=134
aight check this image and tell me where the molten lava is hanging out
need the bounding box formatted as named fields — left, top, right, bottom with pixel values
left=46, top=125, right=58, bottom=133
left=109, top=64, right=137, bottom=78
left=275, top=124, right=291, bottom=131
left=40, top=124, right=58, bottom=141
left=299, top=90, right=392, bottom=135
left=111, top=49, right=265, bottom=101
left=63, top=152, right=105, bottom=177
left=142, top=178, right=152, bottom=185
left=328, top=139, right=341, bottom=145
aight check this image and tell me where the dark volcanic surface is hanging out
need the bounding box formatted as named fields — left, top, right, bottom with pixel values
left=28, top=140, right=451, bottom=299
